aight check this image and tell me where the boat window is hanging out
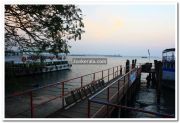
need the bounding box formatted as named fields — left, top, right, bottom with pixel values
left=163, top=51, right=175, bottom=62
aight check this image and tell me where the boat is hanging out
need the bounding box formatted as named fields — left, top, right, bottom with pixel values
left=5, top=50, right=72, bottom=76
left=105, top=54, right=122, bottom=57
left=141, top=56, right=148, bottom=58
left=162, top=48, right=175, bottom=90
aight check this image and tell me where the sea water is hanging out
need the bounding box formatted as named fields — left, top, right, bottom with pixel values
left=5, top=56, right=160, bottom=94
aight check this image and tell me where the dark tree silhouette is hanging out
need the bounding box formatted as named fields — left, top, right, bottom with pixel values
left=5, top=5, right=85, bottom=54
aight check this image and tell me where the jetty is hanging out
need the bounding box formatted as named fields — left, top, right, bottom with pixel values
left=5, top=60, right=174, bottom=118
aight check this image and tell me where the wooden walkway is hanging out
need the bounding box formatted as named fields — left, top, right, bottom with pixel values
left=47, top=74, right=129, bottom=118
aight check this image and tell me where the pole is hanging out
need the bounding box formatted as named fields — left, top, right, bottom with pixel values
left=102, top=70, right=104, bottom=80
left=30, top=92, right=34, bottom=118
left=88, top=100, right=91, bottom=118
left=117, top=66, right=118, bottom=76
left=107, top=87, right=110, bottom=117
left=93, top=73, right=95, bottom=82
left=113, top=67, right=114, bottom=79
left=62, top=82, right=64, bottom=108
left=108, top=69, right=110, bottom=82
left=81, top=76, right=83, bottom=87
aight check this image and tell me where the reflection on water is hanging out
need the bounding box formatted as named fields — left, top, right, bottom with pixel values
left=5, top=56, right=160, bottom=95
left=127, top=74, right=175, bottom=118
left=6, top=56, right=174, bottom=118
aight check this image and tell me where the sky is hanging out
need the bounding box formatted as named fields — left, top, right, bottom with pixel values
left=68, top=3, right=176, bottom=57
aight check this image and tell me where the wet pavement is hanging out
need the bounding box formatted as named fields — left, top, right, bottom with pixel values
left=127, top=81, right=175, bottom=118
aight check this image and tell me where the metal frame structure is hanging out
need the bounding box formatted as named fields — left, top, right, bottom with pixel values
left=6, top=65, right=123, bottom=118
left=88, top=66, right=174, bottom=118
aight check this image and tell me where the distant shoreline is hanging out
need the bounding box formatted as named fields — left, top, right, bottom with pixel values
left=69, top=54, right=122, bottom=57
left=68, top=54, right=160, bottom=58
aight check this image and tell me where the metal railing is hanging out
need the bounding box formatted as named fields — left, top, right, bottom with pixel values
left=6, top=65, right=123, bottom=118
left=88, top=66, right=174, bottom=118
left=89, top=100, right=174, bottom=118
left=88, top=67, right=138, bottom=118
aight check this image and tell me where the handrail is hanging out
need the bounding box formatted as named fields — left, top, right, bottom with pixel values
left=6, top=64, right=124, bottom=116
left=6, top=65, right=122, bottom=98
left=6, top=60, right=141, bottom=118
left=88, top=66, right=140, bottom=118
left=89, top=67, right=137, bottom=100
left=90, top=99, right=174, bottom=118
left=88, top=66, right=174, bottom=118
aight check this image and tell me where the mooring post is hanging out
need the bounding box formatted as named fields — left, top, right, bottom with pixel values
left=120, top=66, right=122, bottom=75
left=154, top=60, right=162, bottom=104
left=132, top=59, right=134, bottom=69
left=157, top=61, right=162, bottom=104
left=126, top=60, right=130, bottom=73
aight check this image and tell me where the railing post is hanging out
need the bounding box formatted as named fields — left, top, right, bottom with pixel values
left=123, top=76, right=126, bottom=94
left=128, top=71, right=131, bottom=86
left=81, top=76, right=83, bottom=87
left=107, top=87, right=110, bottom=117
left=62, top=82, right=64, bottom=108
left=88, top=99, right=91, bottom=118
left=108, top=69, right=110, bottom=82
left=29, top=92, right=34, bottom=118
left=117, top=66, right=118, bottom=76
left=118, top=80, right=120, bottom=99
left=102, top=70, right=104, bottom=80
left=93, top=73, right=95, bottom=82
left=107, top=87, right=110, bottom=101
left=124, top=67, right=126, bottom=74
left=119, top=65, right=121, bottom=75
left=113, top=67, right=114, bottom=78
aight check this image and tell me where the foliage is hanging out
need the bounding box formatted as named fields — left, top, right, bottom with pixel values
left=5, top=5, right=85, bottom=54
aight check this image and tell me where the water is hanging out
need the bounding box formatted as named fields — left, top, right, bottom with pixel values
left=5, top=56, right=160, bottom=95
left=7, top=56, right=175, bottom=118
left=127, top=78, right=175, bottom=118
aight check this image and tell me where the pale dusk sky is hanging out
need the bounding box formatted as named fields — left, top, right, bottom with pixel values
left=69, top=3, right=176, bottom=57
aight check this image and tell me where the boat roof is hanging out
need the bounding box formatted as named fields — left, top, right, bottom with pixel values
left=163, top=48, right=175, bottom=53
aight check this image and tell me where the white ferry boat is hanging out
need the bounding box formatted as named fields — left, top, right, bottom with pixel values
left=5, top=50, right=72, bottom=76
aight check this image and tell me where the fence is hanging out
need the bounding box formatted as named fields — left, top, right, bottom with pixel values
left=88, top=66, right=174, bottom=118
left=6, top=65, right=123, bottom=118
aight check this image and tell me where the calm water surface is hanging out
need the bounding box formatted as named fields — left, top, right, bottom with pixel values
left=5, top=56, right=160, bottom=94
left=6, top=56, right=175, bottom=118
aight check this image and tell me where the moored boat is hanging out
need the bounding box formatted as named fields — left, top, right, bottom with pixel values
left=5, top=50, right=72, bottom=76
left=162, top=48, right=175, bottom=90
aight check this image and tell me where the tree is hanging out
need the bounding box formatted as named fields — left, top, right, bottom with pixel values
left=5, top=5, right=85, bottom=55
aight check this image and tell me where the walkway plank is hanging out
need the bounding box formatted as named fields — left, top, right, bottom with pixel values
left=47, top=75, right=125, bottom=118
